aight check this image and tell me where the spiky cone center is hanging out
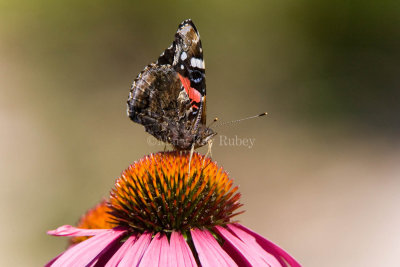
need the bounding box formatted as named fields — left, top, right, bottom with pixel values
left=108, top=151, right=243, bottom=235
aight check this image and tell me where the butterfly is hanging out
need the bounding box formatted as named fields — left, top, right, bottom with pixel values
left=127, top=19, right=216, bottom=150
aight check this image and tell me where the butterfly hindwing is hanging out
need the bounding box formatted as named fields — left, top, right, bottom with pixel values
left=157, top=43, right=175, bottom=66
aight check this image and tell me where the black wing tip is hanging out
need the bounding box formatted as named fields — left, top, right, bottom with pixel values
left=178, top=19, right=198, bottom=32
left=180, top=18, right=193, bottom=25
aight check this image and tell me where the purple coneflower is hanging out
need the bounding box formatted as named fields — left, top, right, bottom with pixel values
left=47, top=152, right=300, bottom=266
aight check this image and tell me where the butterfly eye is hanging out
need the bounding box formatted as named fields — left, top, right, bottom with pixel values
left=190, top=70, right=203, bottom=84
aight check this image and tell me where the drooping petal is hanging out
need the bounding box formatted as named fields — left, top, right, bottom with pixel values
left=105, top=235, right=138, bottom=267
left=48, top=229, right=126, bottom=266
left=226, top=224, right=282, bottom=266
left=191, top=228, right=238, bottom=267
left=159, top=234, right=173, bottom=267
left=93, top=239, right=124, bottom=267
left=234, top=224, right=301, bottom=267
left=118, top=232, right=152, bottom=266
left=47, top=225, right=107, bottom=237
left=216, top=225, right=280, bottom=266
left=139, top=233, right=171, bottom=266
left=44, top=253, right=63, bottom=267
left=170, top=231, right=197, bottom=267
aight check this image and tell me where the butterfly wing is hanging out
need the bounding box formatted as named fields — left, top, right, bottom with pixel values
left=127, top=19, right=212, bottom=149
left=171, top=20, right=207, bottom=126
left=157, top=42, right=175, bottom=66
left=127, top=62, right=189, bottom=144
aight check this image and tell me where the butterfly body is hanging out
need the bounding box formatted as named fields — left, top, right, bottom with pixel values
left=127, top=19, right=216, bottom=150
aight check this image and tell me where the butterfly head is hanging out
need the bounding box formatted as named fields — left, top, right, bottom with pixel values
left=194, top=125, right=216, bottom=149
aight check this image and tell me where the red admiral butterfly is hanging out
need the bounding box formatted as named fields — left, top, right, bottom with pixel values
left=127, top=19, right=216, bottom=150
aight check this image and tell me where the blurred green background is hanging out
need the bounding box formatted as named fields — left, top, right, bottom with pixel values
left=1, top=0, right=400, bottom=266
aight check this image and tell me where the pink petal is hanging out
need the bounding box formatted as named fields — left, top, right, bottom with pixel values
left=105, top=235, right=138, bottom=267
left=170, top=232, right=197, bottom=267
left=139, top=233, right=171, bottom=266
left=215, top=225, right=270, bottom=266
left=47, top=225, right=107, bottom=237
left=226, top=224, right=282, bottom=266
left=118, top=232, right=152, bottom=266
left=216, top=225, right=285, bottom=266
left=191, top=228, right=238, bottom=267
left=160, top=234, right=173, bottom=267
left=48, top=229, right=126, bottom=266
left=234, top=224, right=301, bottom=267
left=93, top=239, right=124, bottom=267
left=44, top=253, right=63, bottom=267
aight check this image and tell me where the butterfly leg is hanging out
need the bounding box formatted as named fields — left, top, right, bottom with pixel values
left=202, top=139, right=213, bottom=168
left=188, top=143, right=195, bottom=178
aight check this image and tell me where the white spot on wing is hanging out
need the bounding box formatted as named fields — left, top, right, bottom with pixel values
left=190, top=58, right=205, bottom=69
left=181, top=52, right=187, bottom=61
left=191, top=57, right=197, bottom=68
left=199, top=59, right=205, bottom=69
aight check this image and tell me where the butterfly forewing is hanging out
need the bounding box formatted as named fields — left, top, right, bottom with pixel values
left=172, top=20, right=207, bottom=125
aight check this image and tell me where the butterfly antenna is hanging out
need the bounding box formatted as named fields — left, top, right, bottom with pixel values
left=214, top=112, right=267, bottom=128
left=207, top=117, right=218, bottom=128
